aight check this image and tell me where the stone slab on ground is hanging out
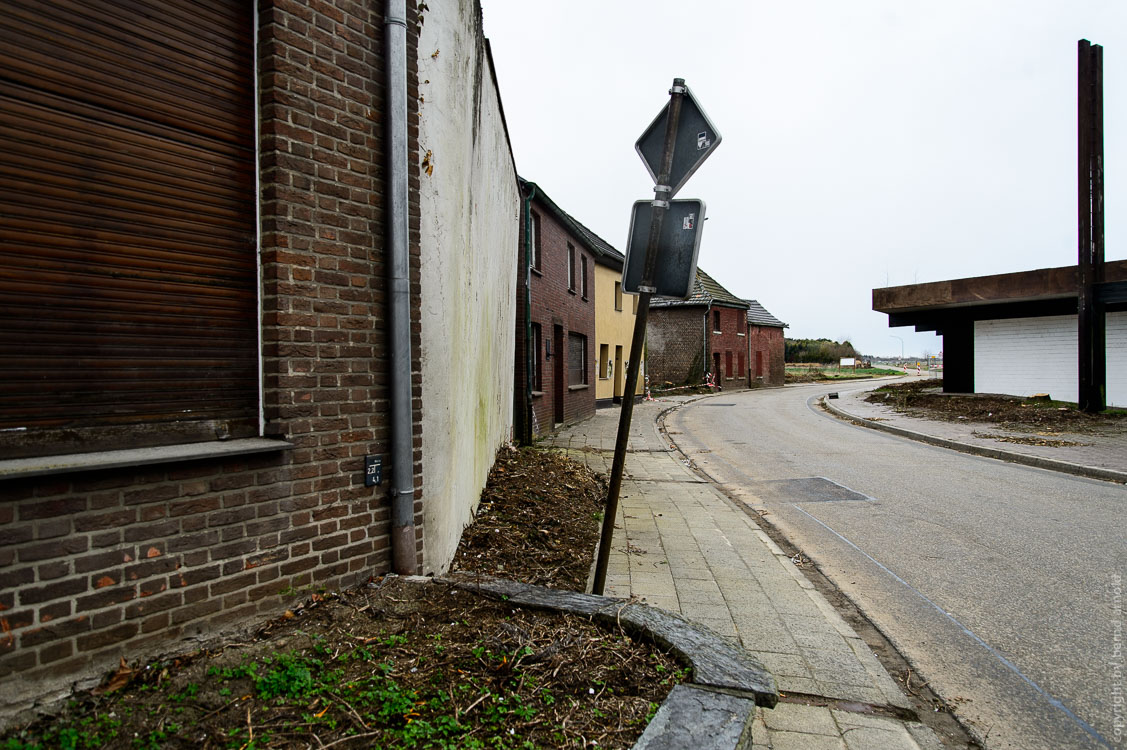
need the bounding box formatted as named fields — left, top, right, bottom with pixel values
left=634, top=684, right=756, bottom=750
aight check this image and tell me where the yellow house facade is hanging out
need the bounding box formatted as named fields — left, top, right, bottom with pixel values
left=594, top=257, right=646, bottom=405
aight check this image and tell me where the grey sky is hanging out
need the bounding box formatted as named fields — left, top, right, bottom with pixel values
left=478, top=0, right=1125, bottom=358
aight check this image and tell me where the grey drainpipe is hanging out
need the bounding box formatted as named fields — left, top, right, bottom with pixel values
left=521, top=183, right=537, bottom=445
left=703, top=303, right=710, bottom=381
left=385, top=0, right=416, bottom=574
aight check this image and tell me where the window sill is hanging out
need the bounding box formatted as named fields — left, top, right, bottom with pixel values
left=568, top=384, right=589, bottom=391
left=712, top=330, right=722, bottom=334
left=0, top=438, right=293, bottom=481
left=737, top=333, right=746, bottom=337
left=532, top=391, right=544, bottom=398
left=531, top=267, right=543, bottom=277
left=567, top=288, right=577, bottom=295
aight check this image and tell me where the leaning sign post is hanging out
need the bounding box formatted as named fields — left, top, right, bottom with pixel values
left=592, top=79, right=721, bottom=595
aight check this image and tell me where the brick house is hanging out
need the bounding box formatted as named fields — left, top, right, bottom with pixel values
left=646, top=268, right=751, bottom=389
left=0, top=0, right=518, bottom=719
left=745, top=300, right=787, bottom=387
left=515, top=180, right=611, bottom=440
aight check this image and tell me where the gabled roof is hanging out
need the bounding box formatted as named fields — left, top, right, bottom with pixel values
left=519, top=178, right=624, bottom=270
left=744, top=299, right=786, bottom=328
left=650, top=267, right=749, bottom=309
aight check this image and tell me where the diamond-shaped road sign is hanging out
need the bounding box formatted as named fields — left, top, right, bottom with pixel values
left=635, top=85, right=722, bottom=197
left=622, top=199, right=705, bottom=298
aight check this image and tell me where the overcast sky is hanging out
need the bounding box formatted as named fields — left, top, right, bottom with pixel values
left=478, top=0, right=1125, bottom=358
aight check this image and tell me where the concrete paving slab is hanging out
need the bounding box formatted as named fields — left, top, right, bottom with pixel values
left=546, top=397, right=944, bottom=749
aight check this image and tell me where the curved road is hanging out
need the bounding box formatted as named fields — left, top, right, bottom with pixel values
left=665, top=382, right=1125, bottom=750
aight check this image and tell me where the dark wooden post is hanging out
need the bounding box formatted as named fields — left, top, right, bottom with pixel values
left=1077, top=39, right=1105, bottom=413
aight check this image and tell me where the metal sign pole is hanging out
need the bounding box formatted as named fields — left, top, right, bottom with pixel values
left=592, top=78, right=686, bottom=596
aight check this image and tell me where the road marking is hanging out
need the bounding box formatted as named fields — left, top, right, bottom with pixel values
left=791, top=502, right=1112, bottom=749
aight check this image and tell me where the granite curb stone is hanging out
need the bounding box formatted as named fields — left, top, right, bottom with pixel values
left=821, top=393, right=1127, bottom=483
left=633, top=684, right=756, bottom=750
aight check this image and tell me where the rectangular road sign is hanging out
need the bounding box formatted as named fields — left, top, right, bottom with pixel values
left=635, top=85, right=721, bottom=197
left=622, top=199, right=705, bottom=298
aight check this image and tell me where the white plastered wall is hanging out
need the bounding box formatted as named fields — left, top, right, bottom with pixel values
left=974, top=312, right=1125, bottom=407
left=416, top=0, right=520, bottom=573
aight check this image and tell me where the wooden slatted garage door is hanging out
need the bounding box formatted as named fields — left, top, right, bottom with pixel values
left=0, top=1, right=257, bottom=458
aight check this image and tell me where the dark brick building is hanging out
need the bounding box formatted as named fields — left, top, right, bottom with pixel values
left=647, top=269, right=750, bottom=389
left=745, top=300, right=787, bottom=387
left=0, top=0, right=483, bottom=719
left=515, top=180, right=612, bottom=440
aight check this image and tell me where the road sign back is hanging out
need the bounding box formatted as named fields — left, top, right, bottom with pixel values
left=622, top=199, right=705, bottom=298
left=635, top=85, right=722, bottom=197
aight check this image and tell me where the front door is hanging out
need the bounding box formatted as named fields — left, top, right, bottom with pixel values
left=553, top=325, right=564, bottom=424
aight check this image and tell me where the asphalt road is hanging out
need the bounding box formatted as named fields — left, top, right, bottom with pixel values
left=665, top=381, right=1126, bottom=750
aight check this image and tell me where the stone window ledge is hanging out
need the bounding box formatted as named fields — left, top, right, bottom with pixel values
left=0, top=438, right=293, bottom=481
left=568, top=384, right=589, bottom=391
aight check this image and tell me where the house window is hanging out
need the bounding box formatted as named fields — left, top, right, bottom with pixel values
left=713, top=309, right=721, bottom=333
left=0, top=3, right=259, bottom=460
left=568, top=332, right=587, bottom=385
left=614, top=281, right=623, bottom=311
left=531, top=323, right=543, bottom=391
left=725, top=351, right=733, bottom=378
left=738, top=351, right=745, bottom=377
left=599, top=343, right=609, bottom=379
left=581, top=255, right=588, bottom=299
left=531, top=211, right=542, bottom=271
left=756, top=350, right=764, bottom=377
left=567, top=244, right=576, bottom=291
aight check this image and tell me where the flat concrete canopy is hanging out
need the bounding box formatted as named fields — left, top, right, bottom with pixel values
left=873, top=259, right=1127, bottom=332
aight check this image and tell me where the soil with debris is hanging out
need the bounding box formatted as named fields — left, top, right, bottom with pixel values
left=450, top=445, right=607, bottom=591
left=865, top=380, right=1127, bottom=435
left=2, top=447, right=685, bottom=749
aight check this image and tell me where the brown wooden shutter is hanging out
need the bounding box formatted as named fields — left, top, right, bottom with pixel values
left=0, top=1, right=257, bottom=457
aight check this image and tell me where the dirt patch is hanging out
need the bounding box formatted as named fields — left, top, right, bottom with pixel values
left=2, top=447, right=686, bottom=749
left=450, top=444, right=606, bottom=591
left=865, top=381, right=1127, bottom=435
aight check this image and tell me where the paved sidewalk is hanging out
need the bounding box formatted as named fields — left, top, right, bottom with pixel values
left=825, top=380, right=1127, bottom=482
left=547, top=397, right=943, bottom=750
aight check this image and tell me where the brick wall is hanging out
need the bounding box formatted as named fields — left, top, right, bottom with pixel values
left=647, top=307, right=706, bottom=386
left=0, top=0, right=423, bottom=717
left=748, top=325, right=785, bottom=387
left=707, top=305, right=748, bottom=388
left=258, top=0, right=424, bottom=564
left=515, top=200, right=596, bottom=436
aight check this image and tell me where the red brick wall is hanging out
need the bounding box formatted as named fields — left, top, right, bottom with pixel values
left=748, top=325, right=786, bottom=387
left=0, top=0, right=423, bottom=714
left=515, top=199, right=595, bottom=436
left=707, top=305, right=748, bottom=388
